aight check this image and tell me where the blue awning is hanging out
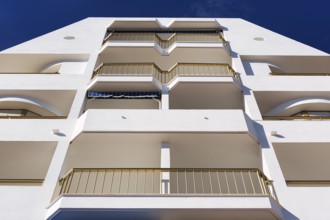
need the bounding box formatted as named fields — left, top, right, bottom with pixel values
left=87, top=91, right=161, bottom=100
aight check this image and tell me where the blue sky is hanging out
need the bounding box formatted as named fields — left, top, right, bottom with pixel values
left=1, top=0, right=330, bottom=53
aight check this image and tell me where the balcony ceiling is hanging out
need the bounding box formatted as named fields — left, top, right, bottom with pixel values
left=241, top=55, right=330, bottom=74
left=98, top=47, right=231, bottom=70
left=169, top=81, right=243, bottom=110
left=0, top=90, right=76, bottom=116
left=254, top=91, right=330, bottom=115
left=65, top=132, right=261, bottom=173
left=0, top=54, right=88, bottom=73
left=88, top=76, right=161, bottom=92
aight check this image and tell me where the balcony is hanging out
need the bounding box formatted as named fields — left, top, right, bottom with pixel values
left=104, top=30, right=226, bottom=49
left=92, top=63, right=237, bottom=85
left=48, top=168, right=282, bottom=220
left=47, top=130, right=283, bottom=220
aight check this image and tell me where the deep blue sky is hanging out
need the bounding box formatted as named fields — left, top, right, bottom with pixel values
left=1, top=0, right=330, bottom=53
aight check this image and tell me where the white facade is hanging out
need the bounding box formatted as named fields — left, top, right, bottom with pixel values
left=0, top=17, right=330, bottom=220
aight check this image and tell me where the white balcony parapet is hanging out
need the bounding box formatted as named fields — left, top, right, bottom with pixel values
left=71, top=110, right=257, bottom=141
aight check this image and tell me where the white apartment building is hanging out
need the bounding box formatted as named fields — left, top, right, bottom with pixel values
left=0, top=17, right=330, bottom=220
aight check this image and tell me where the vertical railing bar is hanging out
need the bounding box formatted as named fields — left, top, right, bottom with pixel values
left=64, top=171, right=73, bottom=194
left=152, top=169, right=154, bottom=194
left=59, top=177, right=66, bottom=195
left=261, top=175, right=269, bottom=195
left=119, top=169, right=123, bottom=193
left=264, top=177, right=271, bottom=196
left=109, top=170, right=114, bottom=194
left=248, top=171, right=256, bottom=194
left=257, top=170, right=265, bottom=194
left=76, top=170, right=83, bottom=194
left=59, top=177, right=65, bottom=195
left=201, top=170, right=205, bottom=194
left=260, top=175, right=267, bottom=195
left=193, top=170, right=196, bottom=194
left=127, top=170, right=131, bottom=194
left=185, top=169, right=188, bottom=194
left=62, top=173, right=69, bottom=194
left=101, top=170, right=107, bottom=194
left=217, top=170, right=222, bottom=194
left=160, top=169, right=162, bottom=195
left=135, top=170, right=138, bottom=194
left=233, top=171, right=239, bottom=194
left=225, top=170, right=230, bottom=194
left=84, top=170, right=91, bottom=193
left=209, top=170, right=213, bottom=194
left=58, top=178, right=64, bottom=195
left=92, top=169, right=99, bottom=194
left=241, top=171, right=247, bottom=194
left=144, top=170, right=147, bottom=194
left=177, top=170, right=179, bottom=194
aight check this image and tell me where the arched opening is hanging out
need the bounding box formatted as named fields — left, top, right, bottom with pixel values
left=0, top=96, right=64, bottom=118
left=264, top=97, right=330, bottom=120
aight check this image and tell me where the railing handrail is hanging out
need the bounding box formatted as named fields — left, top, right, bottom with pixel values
left=60, top=167, right=271, bottom=183
left=105, top=32, right=226, bottom=49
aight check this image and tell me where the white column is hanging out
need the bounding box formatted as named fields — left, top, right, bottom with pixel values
left=161, top=85, right=169, bottom=110
left=161, top=142, right=170, bottom=194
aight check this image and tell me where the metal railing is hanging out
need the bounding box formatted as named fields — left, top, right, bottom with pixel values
left=93, top=63, right=237, bottom=84
left=263, top=116, right=330, bottom=120
left=56, top=168, right=274, bottom=198
left=0, top=179, right=44, bottom=184
left=270, top=72, right=330, bottom=76
left=0, top=109, right=67, bottom=119
left=105, top=31, right=226, bottom=49
left=0, top=116, right=67, bottom=119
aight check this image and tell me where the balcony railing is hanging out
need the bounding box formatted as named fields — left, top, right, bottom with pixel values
left=0, top=109, right=67, bottom=119
left=56, top=168, right=274, bottom=199
left=0, top=116, right=67, bottom=119
left=104, top=31, right=226, bottom=49
left=93, top=63, right=237, bottom=84
left=263, top=116, right=330, bottom=120
left=270, top=72, right=330, bottom=76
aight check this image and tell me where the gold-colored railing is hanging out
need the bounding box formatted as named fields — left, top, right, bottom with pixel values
left=56, top=168, right=274, bottom=198
left=93, top=63, right=237, bottom=84
left=286, top=180, right=330, bottom=185
left=0, top=179, right=44, bottom=184
left=0, top=116, right=67, bottom=119
left=105, top=32, right=226, bottom=49
left=270, top=72, right=330, bottom=76
left=263, top=116, right=330, bottom=120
